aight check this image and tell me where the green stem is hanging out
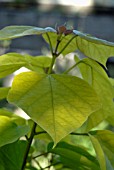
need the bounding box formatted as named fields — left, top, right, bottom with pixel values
left=48, top=54, right=56, bottom=74
left=63, top=60, right=82, bottom=74
left=21, top=122, right=37, bottom=170
left=70, top=132, right=89, bottom=136
left=46, top=33, right=53, bottom=56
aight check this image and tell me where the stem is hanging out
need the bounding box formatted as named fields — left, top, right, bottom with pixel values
left=34, top=131, right=47, bottom=136
left=63, top=60, right=82, bottom=74
left=70, top=132, right=89, bottom=136
left=46, top=33, right=53, bottom=56
left=48, top=54, right=56, bottom=74
left=21, top=122, right=37, bottom=170
left=48, top=39, right=61, bottom=74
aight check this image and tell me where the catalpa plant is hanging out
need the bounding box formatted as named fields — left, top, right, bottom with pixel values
left=0, top=25, right=113, bottom=170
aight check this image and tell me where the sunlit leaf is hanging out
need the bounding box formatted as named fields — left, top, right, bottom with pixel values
left=7, top=71, right=101, bottom=144
left=0, top=87, right=10, bottom=100
left=76, top=58, right=114, bottom=131
left=0, top=116, right=29, bottom=147
left=89, top=134, right=106, bottom=170
left=49, top=142, right=100, bottom=170
left=0, top=140, right=27, bottom=170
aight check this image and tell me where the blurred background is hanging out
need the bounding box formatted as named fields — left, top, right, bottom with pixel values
left=0, top=0, right=114, bottom=78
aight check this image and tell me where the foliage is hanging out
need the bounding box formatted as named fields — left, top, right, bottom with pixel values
left=0, top=24, right=114, bottom=170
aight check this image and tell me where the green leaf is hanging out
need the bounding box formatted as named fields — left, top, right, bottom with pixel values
left=49, top=142, right=100, bottom=170
left=25, top=54, right=52, bottom=73
left=76, top=58, right=114, bottom=131
left=89, top=134, right=106, bottom=170
left=73, top=30, right=114, bottom=66
left=0, top=140, right=27, bottom=170
left=0, top=87, right=10, bottom=100
left=0, top=25, right=56, bottom=40
left=7, top=71, right=101, bottom=144
left=0, top=53, right=52, bottom=78
left=0, top=53, right=26, bottom=78
left=0, top=108, right=27, bottom=125
left=0, top=115, right=29, bottom=147
left=91, top=130, right=114, bottom=168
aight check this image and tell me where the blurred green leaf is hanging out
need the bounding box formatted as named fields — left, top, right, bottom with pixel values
left=89, top=134, right=106, bottom=170
left=0, top=87, right=10, bottom=100
left=0, top=140, right=27, bottom=170
left=91, top=130, right=114, bottom=169
left=0, top=108, right=27, bottom=125
left=7, top=71, right=101, bottom=144
left=49, top=142, right=100, bottom=170
left=0, top=115, right=29, bottom=147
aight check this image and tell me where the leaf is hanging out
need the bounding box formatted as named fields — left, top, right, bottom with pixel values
left=0, top=115, right=29, bottom=147
left=0, top=53, right=26, bottom=78
left=73, top=30, right=114, bottom=66
left=25, top=54, right=52, bottom=73
left=76, top=58, right=114, bottom=131
left=89, top=134, right=107, bottom=170
left=0, top=140, right=27, bottom=170
left=49, top=142, right=100, bottom=170
left=0, top=87, right=10, bottom=100
left=0, top=25, right=56, bottom=40
left=0, top=53, right=52, bottom=78
left=91, top=130, right=114, bottom=168
left=7, top=71, right=101, bottom=144
left=0, top=108, right=27, bottom=125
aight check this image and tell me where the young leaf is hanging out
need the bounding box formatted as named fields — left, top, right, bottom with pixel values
left=89, top=134, right=107, bottom=170
left=7, top=71, right=101, bottom=144
left=0, top=116, right=29, bottom=147
left=0, top=87, right=10, bottom=100
left=0, top=140, right=27, bottom=170
left=0, top=25, right=56, bottom=40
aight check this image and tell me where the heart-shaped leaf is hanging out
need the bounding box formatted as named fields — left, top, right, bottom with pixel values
left=7, top=71, right=101, bottom=144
